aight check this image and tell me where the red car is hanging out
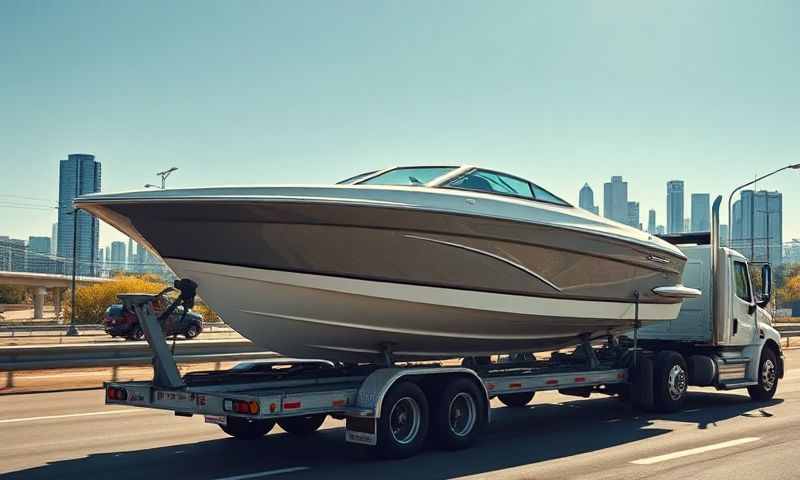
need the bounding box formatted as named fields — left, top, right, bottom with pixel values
left=103, top=303, right=203, bottom=340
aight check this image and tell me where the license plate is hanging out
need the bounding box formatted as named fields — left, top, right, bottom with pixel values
left=204, top=415, right=227, bottom=426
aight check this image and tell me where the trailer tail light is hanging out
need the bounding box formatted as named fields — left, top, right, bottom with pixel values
left=283, top=401, right=301, bottom=410
left=546, top=379, right=558, bottom=385
left=107, top=387, right=127, bottom=401
left=224, top=399, right=259, bottom=415
left=574, top=377, right=586, bottom=383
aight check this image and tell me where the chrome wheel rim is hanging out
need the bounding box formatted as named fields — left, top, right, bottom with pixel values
left=667, top=364, right=688, bottom=400
left=448, top=392, right=477, bottom=437
left=762, top=359, right=777, bottom=391
left=389, top=397, right=421, bottom=445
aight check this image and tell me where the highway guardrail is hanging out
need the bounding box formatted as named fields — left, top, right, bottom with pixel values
left=0, top=323, right=234, bottom=337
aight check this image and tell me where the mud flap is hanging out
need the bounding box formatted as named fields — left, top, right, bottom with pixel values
left=630, top=355, right=654, bottom=411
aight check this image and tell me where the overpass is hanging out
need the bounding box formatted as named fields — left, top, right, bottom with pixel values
left=0, top=271, right=111, bottom=320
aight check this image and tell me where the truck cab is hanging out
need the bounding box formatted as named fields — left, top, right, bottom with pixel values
left=639, top=236, right=783, bottom=398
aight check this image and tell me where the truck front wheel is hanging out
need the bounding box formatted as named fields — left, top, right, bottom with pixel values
left=220, top=417, right=276, bottom=440
left=748, top=348, right=779, bottom=401
left=653, top=351, right=688, bottom=413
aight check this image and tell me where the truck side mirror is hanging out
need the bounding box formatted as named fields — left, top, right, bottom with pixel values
left=756, top=263, right=771, bottom=308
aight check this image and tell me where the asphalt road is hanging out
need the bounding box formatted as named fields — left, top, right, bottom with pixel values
left=1, top=350, right=799, bottom=480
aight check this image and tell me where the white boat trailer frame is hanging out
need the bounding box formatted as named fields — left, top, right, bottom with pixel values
left=105, top=291, right=638, bottom=458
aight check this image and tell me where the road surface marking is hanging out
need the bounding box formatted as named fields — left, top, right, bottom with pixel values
left=0, top=408, right=151, bottom=424
left=631, top=437, right=760, bottom=465
left=212, top=467, right=310, bottom=479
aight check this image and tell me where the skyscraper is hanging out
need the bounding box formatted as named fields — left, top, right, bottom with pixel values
left=578, top=183, right=599, bottom=215
left=666, top=180, right=684, bottom=234
left=57, top=154, right=101, bottom=276
left=0, top=237, right=25, bottom=272
left=690, top=193, right=710, bottom=232
left=647, top=209, right=657, bottom=234
left=110, top=241, right=126, bottom=270
left=719, top=224, right=729, bottom=247
left=626, top=201, right=640, bottom=229
left=603, top=176, right=628, bottom=223
left=50, top=223, right=58, bottom=255
left=27, top=236, right=53, bottom=273
left=731, top=190, right=783, bottom=265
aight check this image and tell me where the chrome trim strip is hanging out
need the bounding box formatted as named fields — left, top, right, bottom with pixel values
left=652, top=285, right=702, bottom=298
left=403, top=234, right=562, bottom=292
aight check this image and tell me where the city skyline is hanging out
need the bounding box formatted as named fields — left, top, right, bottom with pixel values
left=2, top=2, right=800, bottom=245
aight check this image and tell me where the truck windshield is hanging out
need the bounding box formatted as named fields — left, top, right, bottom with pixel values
left=358, top=167, right=457, bottom=186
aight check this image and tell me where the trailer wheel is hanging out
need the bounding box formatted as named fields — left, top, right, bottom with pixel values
left=431, top=378, right=486, bottom=450
left=498, top=392, right=534, bottom=407
left=277, top=414, right=326, bottom=435
left=374, top=381, right=429, bottom=459
left=653, top=351, right=688, bottom=413
left=220, top=417, right=276, bottom=440
left=748, top=348, right=778, bottom=401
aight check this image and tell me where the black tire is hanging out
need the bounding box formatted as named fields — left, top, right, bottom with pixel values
left=130, top=326, right=144, bottom=341
left=498, top=392, right=534, bottom=407
left=748, top=348, right=779, bottom=401
left=220, top=417, right=276, bottom=440
left=277, top=414, right=326, bottom=435
left=374, top=381, right=429, bottom=459
left=184, top=324, right=200, bottom=339
left=431, top=378, right=486, bottom=450
left=653, top=350, right=688, bottom=413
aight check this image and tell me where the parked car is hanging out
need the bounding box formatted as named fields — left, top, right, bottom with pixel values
left=103, top=302, right=203, bottom=340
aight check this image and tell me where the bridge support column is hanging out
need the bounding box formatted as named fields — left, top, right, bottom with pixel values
left=33, top=287, right=47, bottom=320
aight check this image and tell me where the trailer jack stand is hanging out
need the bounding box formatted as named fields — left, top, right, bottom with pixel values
left=631, top=290, right=642, bottom=368
left=118, top=292, right=186, bottom=389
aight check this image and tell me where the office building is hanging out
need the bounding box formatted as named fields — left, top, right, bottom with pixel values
left=0, top=236, right=25, bottom=272
left=626, top=201, right=641, bottom=229
left=691, top=193, right=710, bottom=232
left=656, top=225, right=665, bottom=235
left=647, top=209, right=656, bottom=234
left=57, top=154, right=101, bottom=276
left=719, top=224, right=729, bottom=247
left=731, top=190, right=783, bottom=265
left=26, top=236, right=54, bottom=273
left=603, top=176, right=628, bottom=223
left=50, top=223, right=58, bottom=255
left=578, top=183, right=599, bottom=215
left=666, top=180, right=684, bottom=234
left=110, top=241, right=126, bottom=270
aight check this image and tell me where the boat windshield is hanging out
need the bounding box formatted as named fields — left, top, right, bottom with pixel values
left=336, top=171, right=378, bottom=184
left=445, top=169, right=570, bottom=206
left=358, top=166, right=457, bottom=186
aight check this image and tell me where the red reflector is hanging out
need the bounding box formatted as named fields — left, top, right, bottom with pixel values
left=509, top=383, right=522, bottom=389
left=574, top=377, right=586, bottom=383
left=332, top=399, right=345, bottom=407
left=486, top=383, right=495, bottom=390
left=269, top=402, right=277, bottom=413
left=546, top=379, right=558, bottom=385
left=283, top=401, right=301, bottom=410
left=248, top=401, right=259, bottom=415
left=617, top=372, right=625, bottom=379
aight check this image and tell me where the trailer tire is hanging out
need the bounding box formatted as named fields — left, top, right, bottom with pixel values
left=431, top=378, right=486, bottom=450
left=748, top=348, right=779, bottom=401
left=653, top=351, right=688, bottom=413
left=220, top=417, right=276, bottom=440
left=278, top=414, right=326, bottom=435
left=374, top=381, right=429, bottom=459
left=498, top=392, right=534, bottom=407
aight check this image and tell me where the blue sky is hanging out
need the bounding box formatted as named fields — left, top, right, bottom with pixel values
left=1, top=1, right=799, bottom=246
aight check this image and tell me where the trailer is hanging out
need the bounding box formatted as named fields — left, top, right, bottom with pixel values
left=104, top=196, right=784, bottom=459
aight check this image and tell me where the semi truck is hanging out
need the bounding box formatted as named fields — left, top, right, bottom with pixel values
left=104, top=196, right=783, bottom=459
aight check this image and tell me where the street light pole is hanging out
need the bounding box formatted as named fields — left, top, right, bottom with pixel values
left=727, top=163, right=800, bottom=249
left=66, top=159, right=81, bottom=336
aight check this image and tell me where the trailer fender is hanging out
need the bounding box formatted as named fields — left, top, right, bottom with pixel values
left=354, top=367, right=490, bottom=420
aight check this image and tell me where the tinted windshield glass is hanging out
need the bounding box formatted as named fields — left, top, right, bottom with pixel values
left=359, top=167, right=457, bottom=186
left=336, top=171, right=378, bottom=184
left=446, top=169, right=569, bottom=206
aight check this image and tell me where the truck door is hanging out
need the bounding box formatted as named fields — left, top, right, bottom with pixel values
left=728, top=260, right=757, bottom=346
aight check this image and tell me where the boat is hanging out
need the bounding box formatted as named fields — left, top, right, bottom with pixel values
left=75, top=165, right=699, bottom=362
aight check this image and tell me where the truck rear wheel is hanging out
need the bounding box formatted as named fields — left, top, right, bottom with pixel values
left=748, top=348, right=778, bottom=401
left=653, top=351, right=688, bottom=413
left=431, top=378, right=486, bottom=450
left=498, top=392, right=534, bottom=407
left=374, top=381, right=429, bottom=459
left=220, top=417, right=276, bottom=440
left=277, top=414, right=326, bottom=435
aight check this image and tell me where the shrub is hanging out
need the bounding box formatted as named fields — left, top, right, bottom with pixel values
left=63, top=274, right=222, bottom=325
left=64, top=274, right=167, bottom=324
